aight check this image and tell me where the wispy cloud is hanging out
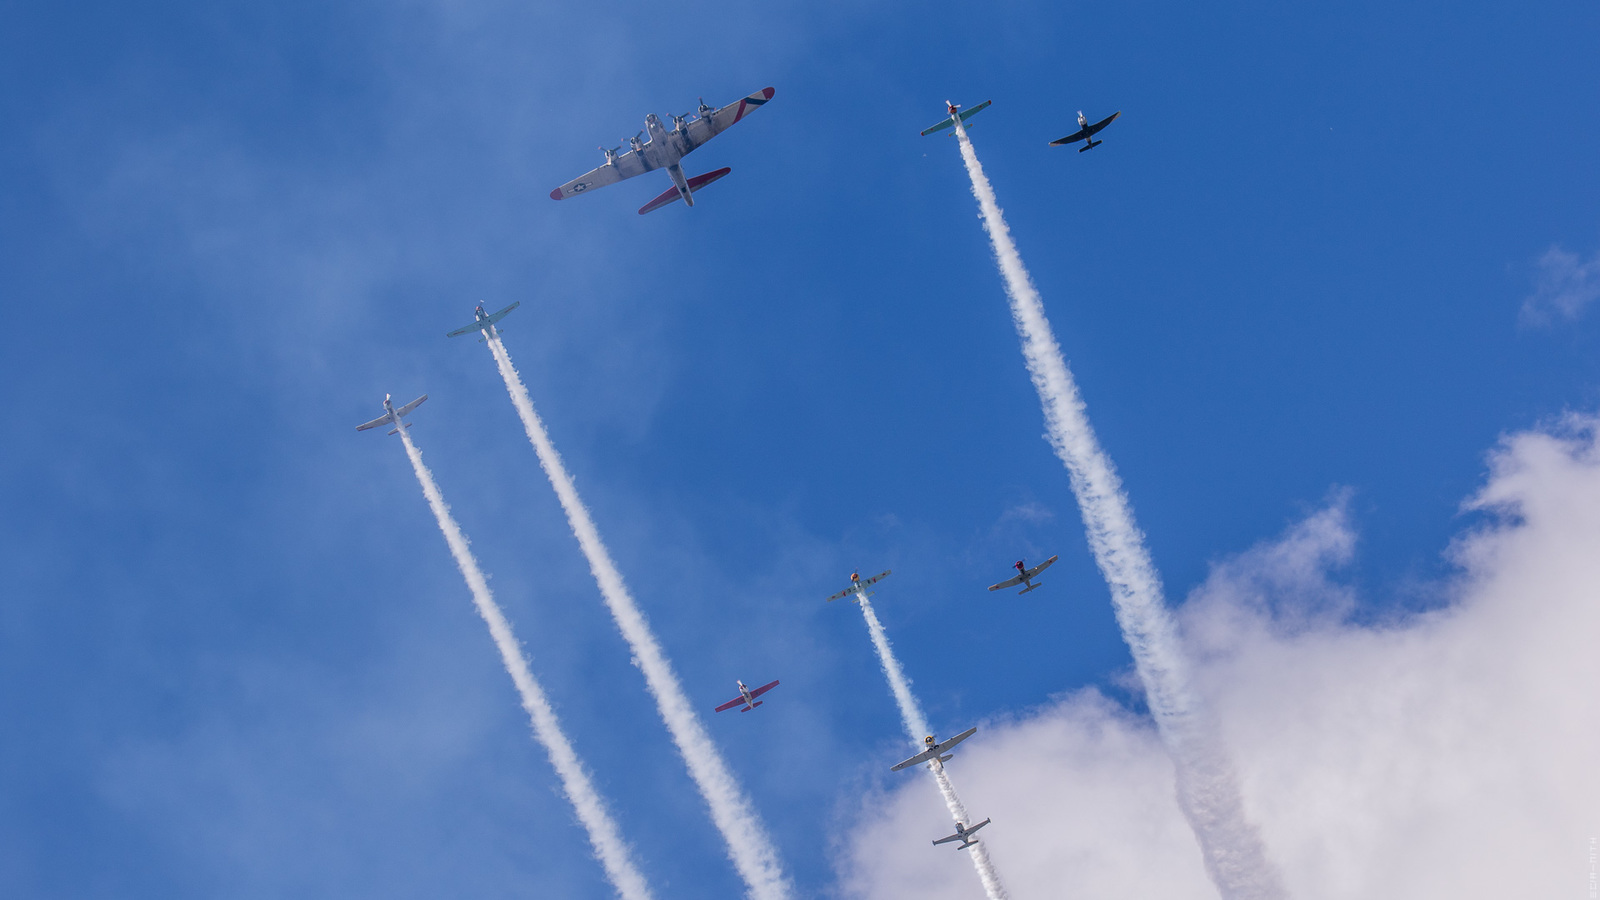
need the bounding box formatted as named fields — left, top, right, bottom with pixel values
left=842, top=415, right=1600, bottom=899
left=1521, top=243, right=1600, bottom=325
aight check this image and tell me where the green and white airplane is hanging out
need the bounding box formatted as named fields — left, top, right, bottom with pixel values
left=920, top=100, right=992, bottom=136
left=446, top=302, right=519, bottom=341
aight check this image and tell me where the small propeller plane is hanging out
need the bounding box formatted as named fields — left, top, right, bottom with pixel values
left=988, top=555, right=1059, bottom=595
left=920, top=99, right=992, bottom=137
left=826, top=570, right=892, bottom=603
left=714, top=679, right=780, bottom=712
left=933, top=818, right=991, bottom=849
left=891, top=727, right=978, bottom=772
left=550, top=87, right=776, bottom=215
left=356, top=393, right=427, bottom=435
left=446, top=302, right=520, bottom=341
left=1050, top=109, right=1121, bottom=151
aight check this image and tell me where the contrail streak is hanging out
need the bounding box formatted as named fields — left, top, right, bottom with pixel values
left=949, top=117, right=1288, bottom=899
left=395, top=429, right=654, bottom=900
left=854, top=589, right=1008, bottom=900
left=483, top=331, right=792, bottom=900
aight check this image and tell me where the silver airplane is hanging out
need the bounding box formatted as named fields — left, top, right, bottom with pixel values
left=550, top=87, right=776, bottom=215
left=1050, top=109, right=1121, bottom=151
left=825, top=569, right=892, bottom=603
left=988, top=555, right=1059, bottom=595
left=714, top=678, right=780, bottom=713
left=446, top=302, right=520, bottom=341
left=932, top=818, right=991, bottom=849
left=891, top=727, right=978, bottom=772
left=356, top=393, right=428, bottom=435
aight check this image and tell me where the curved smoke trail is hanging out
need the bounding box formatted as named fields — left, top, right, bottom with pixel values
left=855, top=591, right=1008, bottom=900
left=484, top=332, right=792, bottom=900
left=396, top=429, right=654, bottom=900
left=949, top=117, right=1288, bottom=899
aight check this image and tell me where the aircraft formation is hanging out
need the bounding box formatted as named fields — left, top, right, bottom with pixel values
left=362, top=86, right=1116, bottom=886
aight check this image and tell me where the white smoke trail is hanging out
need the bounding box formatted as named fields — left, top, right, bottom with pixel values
left=949, top=118, right=1287, bottom=899
left=395, top=429, right=655, bottom=900
left=483, top=332, right=792, bottom=900
left=855, top=590, right=1009, bottom=900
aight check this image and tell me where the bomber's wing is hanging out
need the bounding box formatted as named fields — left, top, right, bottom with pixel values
left=484, top=301, right=521, bottom=326
left=393, top=395, right=428, bottom=418
left=1024, top=555, right=1059, bottom=578
left=988, top=574, right=1024, bottom=592
left=746, top=679, right=780, bottom=700
left=356, top=413, right=393, bottom=432
left=680, top=87, right=776, bottom=154
left=714, top=695, right=748, bottom=713
left=1084, top=110, right=1120, bottom=136
left=550, top=150, right=655, bottom=201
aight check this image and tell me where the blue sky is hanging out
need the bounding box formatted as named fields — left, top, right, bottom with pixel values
left=3, top=1, right=1598, bottom=897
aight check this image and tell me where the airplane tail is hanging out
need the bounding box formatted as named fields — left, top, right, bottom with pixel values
left=740, top=701, right=763, bottom=712
left=386, top=423, right=413, bottom=436
left=1018, top=582, right=1040, bottom=595
left=1079, top=139, right=1101, bottom=152
left=638, top=167, right=734, bottom=215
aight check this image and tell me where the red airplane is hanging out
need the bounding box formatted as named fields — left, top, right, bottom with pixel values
left=714, top=679, right=779, bottom=712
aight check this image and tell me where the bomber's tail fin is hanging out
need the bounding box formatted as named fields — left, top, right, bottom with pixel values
left=638, top=167, right=733, bottom=215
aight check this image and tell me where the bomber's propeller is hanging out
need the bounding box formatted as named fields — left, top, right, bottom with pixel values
left=697, top=96, right=714, bottom=117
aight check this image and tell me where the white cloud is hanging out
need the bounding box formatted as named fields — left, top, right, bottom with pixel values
left=840, top=417, right=1600, bottom=899
left=1522, top=244, right=1600, bottom=325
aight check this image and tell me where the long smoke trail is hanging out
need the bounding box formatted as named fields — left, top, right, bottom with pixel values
left=395, top=429, right=654, bottom=900
left=483, top=331, right=792, bottom=900
left=949, top=118, right=1287, bottom=899
left=854, top=589, right=1008, bottom=900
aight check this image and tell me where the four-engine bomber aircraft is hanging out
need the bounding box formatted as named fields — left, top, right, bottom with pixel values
left=447, top=302, right=520, bottom=341
left=826, top=570, right=892, bottom=603
left=891, top=727, right=978, bottom=771
left=357, top=393, right=428, bottom=435
left=550, top=87, right=776, bottom=215
left=920, top=99, right=992, bottom=136
left=714, top=679, right=780, bottom=713
left=933, top=818, right=991, bottom=849
left=988, top=555, right=1059, bottom=595
left=1050, top=109, right=1121, bottom=151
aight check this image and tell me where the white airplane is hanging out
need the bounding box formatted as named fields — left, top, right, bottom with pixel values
left=446, top=302, right=520, bottom=341
left=714, top=679, right=780, bottom=713
left=825, top=570, right=891, bottom=603
left=920, top=99, right=992, bottom=136
left=356, top=393, right=427, bottom=435
left=933, top=818, right=991, bottom=849
left=550, top=87, right=776, bottom=215
left=891, top=727, right=978, bottom=772
left=988, top=555, right=1059, bottom=595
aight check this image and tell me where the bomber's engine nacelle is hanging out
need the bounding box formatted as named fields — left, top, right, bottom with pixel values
left=599, top=145, right=619, bottom=165
left=628, top=131, right=646, bottom=154
left=697, top=97, right=714, bottom=118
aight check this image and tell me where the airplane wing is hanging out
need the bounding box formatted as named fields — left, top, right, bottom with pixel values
left=932, top=832, right=968, bottom=846
left=1049, top=126, right=1089, bottom=146
left=1085, top=110, right=1120, bottom=136
left=1024, top=555, right=1059, bottom=578
left=746, top=679, right=780, bottom=700
left=550, top=149, right=656, bottom=201
left=445, top=322, right=480, bottom=338
left=356, top=413, right=393, bottom=432
left=934, top=726, right=977, bottom=754
left=825, top=586, right=856, bottom=602
left=859, top=570, right=891, bottom=587
left=484, top=302, right=520, bottom=325
left=680, top=87, right=776, bottom=154
left=714, top=695, right=748, bottom=712
left=987, top=574, right=1024, bottom=592
left=393, top=395, right=428, bottom=418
